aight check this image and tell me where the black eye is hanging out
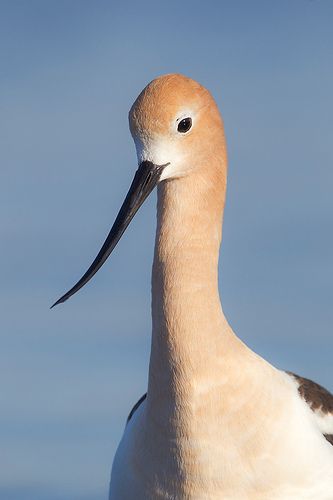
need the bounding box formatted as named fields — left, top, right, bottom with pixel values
left=177, top=117, right=192, bottom=133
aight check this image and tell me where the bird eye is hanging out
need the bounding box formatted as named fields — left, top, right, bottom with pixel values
left=177, top=117, right=192, bottom=133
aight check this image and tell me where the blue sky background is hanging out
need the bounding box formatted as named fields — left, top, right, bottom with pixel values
left=1, top=1, right=332, bottom=498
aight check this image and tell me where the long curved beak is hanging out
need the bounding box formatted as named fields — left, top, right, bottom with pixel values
left=51, top=160, right=168, bottom=308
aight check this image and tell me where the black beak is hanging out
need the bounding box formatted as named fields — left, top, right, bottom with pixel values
left=51, top=160, right=168, bottom=308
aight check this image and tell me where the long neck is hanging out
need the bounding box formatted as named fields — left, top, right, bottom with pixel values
left=147, top=171, right=235, bottom=419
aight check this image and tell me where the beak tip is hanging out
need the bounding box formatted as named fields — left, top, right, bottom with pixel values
left=50, top=297, right=64, bottom=309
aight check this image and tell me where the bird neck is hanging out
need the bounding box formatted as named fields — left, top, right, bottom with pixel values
left=147, top=172, right=235, bottom=414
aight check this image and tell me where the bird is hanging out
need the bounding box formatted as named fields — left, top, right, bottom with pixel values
left=52, top=74, right=333, bottom=499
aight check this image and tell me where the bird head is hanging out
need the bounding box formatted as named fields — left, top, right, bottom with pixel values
left=51, top=74, right=226, bottom=307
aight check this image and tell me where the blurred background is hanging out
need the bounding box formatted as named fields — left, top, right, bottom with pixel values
left=1, top=0, right=332, bottom=498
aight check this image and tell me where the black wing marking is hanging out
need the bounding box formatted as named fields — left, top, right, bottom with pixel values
left=287, top=371, right=333, bottom=446
left=127, top=393, right=147, bottom=424
left=324, top=434, right=333, bottom=445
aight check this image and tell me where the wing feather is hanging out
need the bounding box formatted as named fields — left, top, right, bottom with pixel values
left=287, top=371, right=333, bottom=444
left=127, top=393, right=147, bottom=424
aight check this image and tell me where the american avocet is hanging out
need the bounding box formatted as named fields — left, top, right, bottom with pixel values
left=53, top=74, right=333, bottom=499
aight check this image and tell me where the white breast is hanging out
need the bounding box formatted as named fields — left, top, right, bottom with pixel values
left=109, top=372, right=333, bottom=500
